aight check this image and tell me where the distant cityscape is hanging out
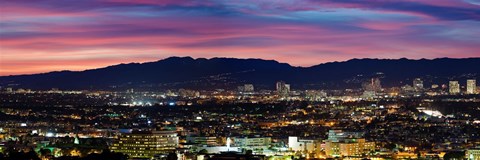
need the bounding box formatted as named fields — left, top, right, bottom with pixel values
left=1, top=77, right=479, bottom=160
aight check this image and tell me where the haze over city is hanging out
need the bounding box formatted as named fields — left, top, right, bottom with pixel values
left=1, top=0, right=480, bottom=75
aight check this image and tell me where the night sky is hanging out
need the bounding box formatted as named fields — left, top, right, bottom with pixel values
left=1, top=0, right=479, bottom=75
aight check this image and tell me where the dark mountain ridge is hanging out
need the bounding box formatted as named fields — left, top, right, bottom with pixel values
left=1, top=57, right=479, bottom=90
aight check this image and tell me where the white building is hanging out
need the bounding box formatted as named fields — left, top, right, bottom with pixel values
left=449, top=81, right=460, bottom=95
left=467, top=79, right=477, bottom=94
left=244, top=84, right=254, bottom=92
left=288, top=136, right=322, bottom=153
left=413, top=78, right=423, bottom=91
left=466, top=146, right=480, bottom=160
left=234, top=136, right=271, bottom=147
left=276, top=81, right=290, bottom=96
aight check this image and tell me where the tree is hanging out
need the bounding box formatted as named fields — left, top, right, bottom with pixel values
left=443, top=151, right=465, bottom=160
left=246, top=150, right=253, bottom=155
left=7, top=150, right=41, bottom=160
left=385, top=143, right=396, bottom=151
left=82, top=149, right=128, bottom=160
left=198, top=149, right=208, bottom=154
left=39, top=148, right=52, bottom=158
left=167, top=152, right=177, bottom=160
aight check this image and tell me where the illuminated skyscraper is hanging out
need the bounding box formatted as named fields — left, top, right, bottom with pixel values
left=244, top=84, right=254, bottom=92
left=276, top=81, right=284, bottom=92
left=362, top=78, right=382, bottom=92
left=467, top=79, right=477, bottom=94
left=449, top=81, right=460, bottom=95
left=413, top=78, right=423, bottom=91
left=276, top=81, right=290, bottom=96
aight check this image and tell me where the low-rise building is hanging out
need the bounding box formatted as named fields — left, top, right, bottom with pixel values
left=110, top=130, right=178, bottom=159
left=466, top=146, right=480, bottom=160
left=234, top=136, right=271, bottom=147
left=288, top=136, right=322, bottom=154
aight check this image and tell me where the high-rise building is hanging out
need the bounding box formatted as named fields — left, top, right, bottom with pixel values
left=238, top=84, right=254, bottom=93
left=276, top=81, right=290, bottom=96
left=449, top=81, right=460, bottom=94
left=244, top=84, right=254, bottom=92
left=110, top=130, right=178, bottom=159
left=276, top=81, right=284, bottom=91
left=413, top=78, right=423, bottom=91
left=305, top=90, right=327, bottom=101
left=362, top=78, right=382, bottom=92
left=285, top=84, right=290, bottom=92
left=467, top=79, right=477, bottom=94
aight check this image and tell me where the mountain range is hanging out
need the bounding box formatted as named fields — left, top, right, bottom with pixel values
left=1, top=57, right=479, bottom=90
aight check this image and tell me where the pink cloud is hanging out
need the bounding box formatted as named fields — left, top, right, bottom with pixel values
left=0, top=0, right=479, bottom=76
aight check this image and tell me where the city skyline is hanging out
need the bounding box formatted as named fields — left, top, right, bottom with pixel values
left=1, top=0, right=480, bottom=75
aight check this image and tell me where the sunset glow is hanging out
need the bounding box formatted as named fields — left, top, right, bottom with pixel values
left=1, top=0, right=479, bottom=75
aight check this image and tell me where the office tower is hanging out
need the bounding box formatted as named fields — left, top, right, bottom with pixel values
left=362, top=78, right=382, bottom=92
left=413, top=78, right=423, bottom=91
left=276, top=81, right=290, bottom=96
left=285, top=84, right=290, bottom=93
left=276, top=81, right=285, bottom=92
left=467, top=79, right=477, bottom=94
left=110, top=130, right=178, bottom=159
left=237, top=86, right=245, bottom=92
left=243, top=84, right=254, bottom=92
left=449, top=81, right=460, bottom=94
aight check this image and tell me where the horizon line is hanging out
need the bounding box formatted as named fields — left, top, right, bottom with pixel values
left=2, top=56, right=479, bottom=77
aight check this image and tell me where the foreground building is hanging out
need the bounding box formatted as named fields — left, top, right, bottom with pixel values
left=233, top=136, right=271, bottom=154
left=325, top=138, right=375, bottom=157
left=234, top=136, right=271, bottom=147
left=186, top=136, right=219, bottom=146
left=276, top=81, right=290, bottom=96
left=288, top=136, right=322, bottom=155
left=110, top=130, right=178, bottom=159
left=324, top=130, right=375, bottom=157
left=466, top=146, right=480, bottom=160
